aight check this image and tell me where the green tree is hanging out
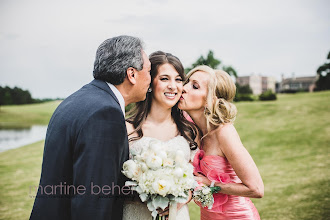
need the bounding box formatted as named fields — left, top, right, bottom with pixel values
left=2, top=87, right=13, bottom=105
left=185, top=50, right=237, bottom=78
left=0, top=86, right=34, bottom=105
left=222, top=65, right=237, bottom=78
left=315, top=51, right=330, bottom=91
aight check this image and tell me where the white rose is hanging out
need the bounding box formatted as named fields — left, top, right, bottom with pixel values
left=146, top=155, right=163, bottom=169
left=133, top=166, right=142, bottom=179
left=122, top=160, right=137, bottom=179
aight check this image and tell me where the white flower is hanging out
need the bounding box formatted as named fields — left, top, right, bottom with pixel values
left=122, top=140, right=196, bottom=219
left=140, top=162, right=148, bottom=172
left=141, top=150, right=153, bottom=159
left=156, top=150, right=167, bottom=159
left=146, top=155, right=163, bottom=169
left=133, top=166, right=142, bottom=179
left=134, top=154, right=143, bottom=162
left=173, top=167, right=184, bottom=178
left=122, top=160, right=138, bottom=179
left=162, top=158, right=174, bottom=167
left=175, top=150, right=185, bottom=165
left=152, top=179, right=171, bottom=196
left=202, top=187, right=211, bottom=194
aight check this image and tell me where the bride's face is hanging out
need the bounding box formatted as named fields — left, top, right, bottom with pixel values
left=178, top=71, right=209, bottom=112
left=151, top=63, right=183, bottom=108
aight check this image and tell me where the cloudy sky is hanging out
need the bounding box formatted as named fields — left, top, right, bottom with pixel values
left=1, top=0, right=329, bottom=98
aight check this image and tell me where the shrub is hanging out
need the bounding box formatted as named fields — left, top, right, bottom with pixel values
left=259, top=90, right=277, bottom=101
left=235, top=93, right=254, bottom=102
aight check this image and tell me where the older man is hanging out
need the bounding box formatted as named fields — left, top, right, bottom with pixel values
left=30, top=36, right=151, bottom=220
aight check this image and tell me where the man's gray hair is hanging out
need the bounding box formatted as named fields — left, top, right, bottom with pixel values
left=93, top=35, right=144, bottom=85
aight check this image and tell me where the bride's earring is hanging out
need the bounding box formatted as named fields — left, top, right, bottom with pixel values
left=147, top=87, right=152, bottom=93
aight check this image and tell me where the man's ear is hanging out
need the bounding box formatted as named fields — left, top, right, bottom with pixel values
left=126, top=67, right=137, bottom=85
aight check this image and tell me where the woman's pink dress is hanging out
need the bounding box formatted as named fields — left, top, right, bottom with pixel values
left=193, top=150, right=260, bottom=220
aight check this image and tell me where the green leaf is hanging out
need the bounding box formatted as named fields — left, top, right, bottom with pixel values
left=152, top=195, right=169, bottom=210
left=147, top=200, right=155, bottom=211
left=125, top=181, right=137, bottom=186
left=173, top=196, right=188, bottom=203
left=139, top=193, right=149, bottom=202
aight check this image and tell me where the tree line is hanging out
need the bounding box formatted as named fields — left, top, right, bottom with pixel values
left=2, top=50, right=328, bottom=106
left=0, top=86, right=61, bottom=106
left=0, top=86, right=35, bottom=105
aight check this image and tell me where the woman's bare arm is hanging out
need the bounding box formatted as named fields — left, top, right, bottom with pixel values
left=195, top=124, right=264, bottom=198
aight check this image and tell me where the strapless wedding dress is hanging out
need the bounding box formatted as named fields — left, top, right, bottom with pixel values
left=123, top=136, right=195, bottom=220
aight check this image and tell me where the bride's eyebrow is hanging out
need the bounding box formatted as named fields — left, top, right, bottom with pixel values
left=159, top=74, right=181, bottom=78
left=159, top=74, right=169, bottom=77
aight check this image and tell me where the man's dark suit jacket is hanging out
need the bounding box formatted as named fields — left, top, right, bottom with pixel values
left=30, top=79, right=129, bottom=220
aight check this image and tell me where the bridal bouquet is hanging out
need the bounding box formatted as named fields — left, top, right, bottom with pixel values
left=122, top=139, right=196, bottom=219
left=193, top=184, right=221, bottom=209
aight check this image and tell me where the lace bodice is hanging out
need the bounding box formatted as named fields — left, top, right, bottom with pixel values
left=129, top=135, right=196, bottom=162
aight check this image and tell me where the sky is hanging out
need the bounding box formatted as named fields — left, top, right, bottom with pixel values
left=1, top=0, right=329, bottom=99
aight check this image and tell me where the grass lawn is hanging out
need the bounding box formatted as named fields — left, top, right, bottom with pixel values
left=0, top=141, right=44, bottom=220
left=0, top=101, right=61, bottom=128
left=0, top=91, right=330, bottom=219
left=234, top=91, right=330, bottom=220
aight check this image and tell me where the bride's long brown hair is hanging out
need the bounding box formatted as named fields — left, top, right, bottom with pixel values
left=126, top=51, right=198, bottom=150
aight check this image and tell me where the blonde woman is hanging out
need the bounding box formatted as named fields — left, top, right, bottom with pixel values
left=178, top=66, right=264, bottom=220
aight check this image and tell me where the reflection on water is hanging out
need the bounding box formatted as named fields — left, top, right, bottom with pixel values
left=0, top=125, right=48, bottom=152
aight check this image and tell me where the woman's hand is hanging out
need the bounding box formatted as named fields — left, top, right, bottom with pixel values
left=158, top=206, right=169, bottom=217
left=177, top=190, right=193, bottom=210
left=194, top=173, right=211, bottom=186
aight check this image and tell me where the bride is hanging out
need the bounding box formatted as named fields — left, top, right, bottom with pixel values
left=123, top=51, right=198, bottom=220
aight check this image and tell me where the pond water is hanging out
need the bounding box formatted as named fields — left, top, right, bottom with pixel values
left=0, top=125, right=48, bottom=152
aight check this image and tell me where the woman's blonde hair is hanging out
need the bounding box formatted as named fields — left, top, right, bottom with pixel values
left=186, top=66, right=237, bottom=133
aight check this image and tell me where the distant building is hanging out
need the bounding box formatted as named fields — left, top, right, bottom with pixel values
left=262, top=76, right=276, bottom=93
left=279, top=75, right=318, bottom=92
left=236, top=74, right=275, bottom=95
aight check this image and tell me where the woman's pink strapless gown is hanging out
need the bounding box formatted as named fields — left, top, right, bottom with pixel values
left=193, top=150, right=260, bottom=220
